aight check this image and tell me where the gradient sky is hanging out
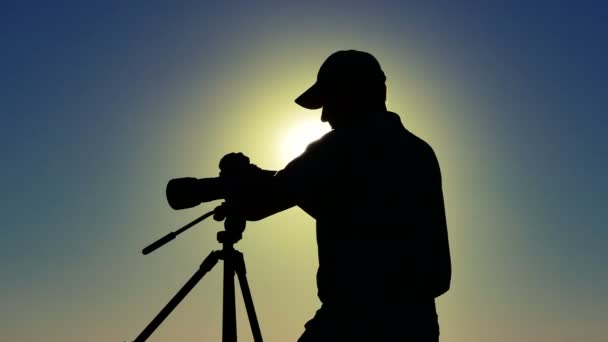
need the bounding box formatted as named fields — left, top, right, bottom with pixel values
left=1, top=1, right=606, bottom=341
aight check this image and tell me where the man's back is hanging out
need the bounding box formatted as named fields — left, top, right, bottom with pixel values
left=277, top=110, right=451, bottom=339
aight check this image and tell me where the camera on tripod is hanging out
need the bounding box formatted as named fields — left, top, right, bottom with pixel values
left=131, top=152, right=268, bottom=342
left=167, top=152, right=273, bottom=215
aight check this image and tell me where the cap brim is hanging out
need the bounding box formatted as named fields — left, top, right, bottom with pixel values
left=295, top=82, right=324, bottom=109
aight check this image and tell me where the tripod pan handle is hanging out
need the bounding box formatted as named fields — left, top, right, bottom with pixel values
left=142, top=232, right=176, bottom=255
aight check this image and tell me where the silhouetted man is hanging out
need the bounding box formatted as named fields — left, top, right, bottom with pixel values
left=232, top=50, right=451, bottom=341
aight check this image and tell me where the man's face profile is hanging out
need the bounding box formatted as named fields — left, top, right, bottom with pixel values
left=320, top=98, right=338, bottom=128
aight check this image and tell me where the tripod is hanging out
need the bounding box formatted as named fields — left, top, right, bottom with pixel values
left=132, top=208, right=263, bottom=342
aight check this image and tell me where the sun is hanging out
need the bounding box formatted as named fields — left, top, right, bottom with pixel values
left=280, top=118, right=331, bottom=164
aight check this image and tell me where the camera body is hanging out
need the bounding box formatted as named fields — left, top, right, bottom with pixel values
left=166, top=152, right=271, bottom=211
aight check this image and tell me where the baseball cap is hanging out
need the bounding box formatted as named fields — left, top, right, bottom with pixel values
left=295, top=50, right=386, bottom=109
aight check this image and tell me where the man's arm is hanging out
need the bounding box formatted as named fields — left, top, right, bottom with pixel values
left=217, top=152, right=298, bottom=221
left=233, top=169, right=298, bottom=221
left=225, top=143, right=325, bottom=221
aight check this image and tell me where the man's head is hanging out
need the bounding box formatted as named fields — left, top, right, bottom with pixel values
left=295, top=50, right=387, bottom=128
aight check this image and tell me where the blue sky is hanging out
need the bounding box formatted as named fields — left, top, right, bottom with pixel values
left=1, top=1, right=606, bottom=341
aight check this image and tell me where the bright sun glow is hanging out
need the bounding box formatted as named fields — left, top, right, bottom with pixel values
left=281, top=118, right=331, bottom=164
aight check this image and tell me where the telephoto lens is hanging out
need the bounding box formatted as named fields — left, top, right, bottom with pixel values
left=166, top=177, right=225, bottom=210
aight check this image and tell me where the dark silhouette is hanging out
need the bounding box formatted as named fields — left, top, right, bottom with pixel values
left=132, top=49, right=451, bottom=342
left=231, top=50, right=452, bottom=341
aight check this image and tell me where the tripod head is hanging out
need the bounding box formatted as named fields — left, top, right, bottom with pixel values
left=214, top=202, right=246, bottom=245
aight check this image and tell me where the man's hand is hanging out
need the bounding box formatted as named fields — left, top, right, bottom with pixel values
left=219, top=152, right=252, bottom=177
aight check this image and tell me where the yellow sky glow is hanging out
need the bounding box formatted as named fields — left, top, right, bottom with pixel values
left=280, top=118, right=331, bottom=164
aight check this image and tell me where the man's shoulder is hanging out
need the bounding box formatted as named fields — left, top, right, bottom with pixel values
left=407, top=129, right=436, bottom=157
left=303, top=128, right=339, bottom=153
left=405, top=131, right=441, bottom=175
left=301, top=111, right=438, bottom=159
left=388, top=112, right=436, bottom=157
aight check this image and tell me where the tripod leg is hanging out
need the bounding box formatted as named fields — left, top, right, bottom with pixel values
left=133, top=251, right=221, bottom=342
left=234, top=251, right=264, bottom=342
left=223, top=250, right=237, bottom=342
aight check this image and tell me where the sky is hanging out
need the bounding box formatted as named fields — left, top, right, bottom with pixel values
left=1, top=1, right=606, bottom=341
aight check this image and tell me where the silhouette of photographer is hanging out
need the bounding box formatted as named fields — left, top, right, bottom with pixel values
left=228, top=50, right=451, bottom=341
